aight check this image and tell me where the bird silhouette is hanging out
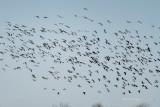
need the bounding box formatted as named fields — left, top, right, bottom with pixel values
left=0, top=9, right=160, bottom=96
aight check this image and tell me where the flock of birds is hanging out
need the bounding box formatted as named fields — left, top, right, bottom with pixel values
left=0, top=8, right=160, bottom=96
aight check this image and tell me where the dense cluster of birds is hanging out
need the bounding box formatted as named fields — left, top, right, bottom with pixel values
left=0, top=8, right=160, bottom=96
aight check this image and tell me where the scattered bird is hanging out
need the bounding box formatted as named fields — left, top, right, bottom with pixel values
left=0, top=8, right=159, bottom=96
left=35, top=16, right=39, bottom=18
left=84, top=8, right=88, bottom=10
left=83, top=92, right=86, bottom=95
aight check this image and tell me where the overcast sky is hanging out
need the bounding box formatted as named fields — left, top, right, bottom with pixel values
left=0, top=0, right=160, bottom=107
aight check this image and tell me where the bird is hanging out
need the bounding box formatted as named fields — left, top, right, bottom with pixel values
left=84, top=8, right=88, bottom=10
left=137, top=21, right=142, bottom=24
left=122, top=92, right=125, bottom=95
left=83, top=92, right=86, bottom=95
left=35, top=16, right=39, bottom=18
left=1, top=9, right=160, bottom=97
left=57, top=92, right=60, bottom=95
left=57, top=15, right=63, bottom=18
left=128, top=90, right=131, bottom=93
left=32, top=74, right=36, bottom=78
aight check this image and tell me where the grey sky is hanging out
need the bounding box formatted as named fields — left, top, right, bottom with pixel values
left=0, top=0, right=160, bottom=107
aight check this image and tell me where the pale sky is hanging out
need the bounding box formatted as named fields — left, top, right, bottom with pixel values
left=0, top=0, right=160, bottom=107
